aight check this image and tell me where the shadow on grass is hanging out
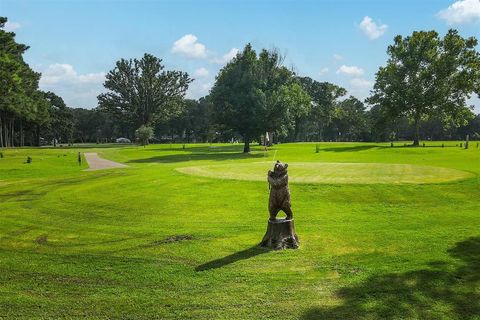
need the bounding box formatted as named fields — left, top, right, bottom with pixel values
left=39, top=143, right=135, bottom=149
left=302, top=237, right=480, bottom=319
left=320, top=144, right=463, bottom=153
left=195, top=245, right=269, bottom=271
left=145, top=144, right=254, bottom=153
left=320, top=145, right=378, bottom=153
left=128, top=150, right=265, bottom=163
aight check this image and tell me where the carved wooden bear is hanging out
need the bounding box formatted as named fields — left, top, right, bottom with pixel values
left=268, top=160, right=293, bottom=221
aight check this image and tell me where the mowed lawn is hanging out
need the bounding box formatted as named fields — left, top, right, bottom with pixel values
left=0, top=142, right=479, bottom=319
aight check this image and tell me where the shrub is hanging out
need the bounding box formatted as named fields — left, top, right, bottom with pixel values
left=25, top=156, right=32, bottom=164
left=135, top=125, right=154, bottom=146
left=390, top=142, right=394, bottom=147
left=315, top=144, right=320, bottom=153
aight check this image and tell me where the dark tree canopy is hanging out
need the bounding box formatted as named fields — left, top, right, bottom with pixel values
left=0, top=17, right=50, bottom=147
left=368, top=29, right=480, bottom=146
left=98, top=53, right=192, bottom=128
left=295, top=77, right=347, bottom=141
left=210, top=44, right=310, bottom=152
left=43, top=91, right=73, bottom=146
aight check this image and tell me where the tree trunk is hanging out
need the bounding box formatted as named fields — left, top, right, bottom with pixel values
left=10, top=119, right=14, bottom=147
left=35, top=124, right=41, bottom=146
left=413, top=116, right=420, bottom=146
left=0, top=113, right=3, bottom=148
left=260, top=219, right=299, bottom=250
left=10, top=118, right=15, bottom=147
left=243, top=136, right=250, bottom=153
left=20, top=119, right=24, bottom=147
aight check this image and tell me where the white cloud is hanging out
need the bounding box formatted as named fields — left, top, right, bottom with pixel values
left=40, top=64, right=105, bottom=85
left=350, top=78, right=373, bottom=89
left=187, top=80, right=212, bottom=99
left=438, top=0, right=480, bottom=24
left=211, top=48, right=239, bottom=64
left=336, top=65, right=364, bottom=77
left=171, top=34, right=207, bottom=59
left=333, top=54, right=344, bottom=61
left=359, top=16, right=388, bottom=40
left=194, top=67, right=209, bottom=78
left=3, top=21, right=21, bottom=32
left=38, top=63, right=105, bottom=108
left=348, top=78, right=374, bottom=101
left=319, top=67, right=329, bottom=75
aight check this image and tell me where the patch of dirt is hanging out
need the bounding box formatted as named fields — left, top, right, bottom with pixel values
left=145, top=234, right=194, bottom=246
left=35, top=234, right=48, bottom=245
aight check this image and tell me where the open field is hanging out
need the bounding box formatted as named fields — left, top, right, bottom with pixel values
left=0, top=142, right=479, bottom=319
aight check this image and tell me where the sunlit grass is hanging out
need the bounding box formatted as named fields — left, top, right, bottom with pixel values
left=0, top=142, right=479, bottom=319
left=177, top=161, right=473, bottom=184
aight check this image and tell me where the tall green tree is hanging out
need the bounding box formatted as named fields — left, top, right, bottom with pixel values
left=331, top=96, right=368, bottom=141
left=368, top=29, right=480, bottom=146
left=43, top=91, right=73, bottom=146
left=0, top=17, right=41, bottom=147
left=210, top=44, right=310, bottom=152
left=295, top=77, right=346, bottom=141
left=98, top=53, right=192, bottom=131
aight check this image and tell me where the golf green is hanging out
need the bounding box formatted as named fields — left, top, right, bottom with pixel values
left=177, top=161, right=473, bottom=184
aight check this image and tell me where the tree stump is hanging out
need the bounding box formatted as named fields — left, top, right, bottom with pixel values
left=260, top=219, right=299, bottom=250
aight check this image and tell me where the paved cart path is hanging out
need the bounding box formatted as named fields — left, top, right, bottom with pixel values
left=84, top=153, right=128, bottom=171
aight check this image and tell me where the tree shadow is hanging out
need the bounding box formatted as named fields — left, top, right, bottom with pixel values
left=320, top=145, right=378, bottom=153
left=302, top=237, right=480, bottom=319
left=195, top=245, right=270, bottom=271
left=39, top=143, right=134, bottom=149
left=145, top=145, right=257, bottom=153
left=127, top=151, right=265, bottom=163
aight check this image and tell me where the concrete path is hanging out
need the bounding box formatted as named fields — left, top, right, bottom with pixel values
left=84, top=153, right=128, bottom=171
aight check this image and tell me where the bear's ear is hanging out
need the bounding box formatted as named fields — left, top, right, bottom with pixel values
left=276, top=160, right=280, bottom=163
left=284, top=163, right=288, bottom=169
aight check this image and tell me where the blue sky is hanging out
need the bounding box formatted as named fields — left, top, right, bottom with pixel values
left=2, top=0, right=480, bottom=111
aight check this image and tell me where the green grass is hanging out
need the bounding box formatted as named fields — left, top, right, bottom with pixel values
left=0, top=142, right=479, bottom=319
left=177, top=161, right=473, bottom=184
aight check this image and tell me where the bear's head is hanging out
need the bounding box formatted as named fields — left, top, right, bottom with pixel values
left=273, top=160, right=288, bottom=176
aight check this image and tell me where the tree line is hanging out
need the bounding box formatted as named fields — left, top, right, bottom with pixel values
left=1, top=16, right=479, bottom=151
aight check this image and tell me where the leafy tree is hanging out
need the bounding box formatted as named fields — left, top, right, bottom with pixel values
left=0, top=17, right=41, bottom=147
left=296, top=77, right=346, bottom=141
left=331, top=96, right=368, bottom=141
left=157, top=98, right=215, bottom=143
left=135, top=125, right=154, bottom=146
left=98, top=54, right=192, bottom=131
left=42, top=91, right=73, bottom=146
left=368, top=29, right=480, bottom=146
left=210, top=44, right=310, bottom=152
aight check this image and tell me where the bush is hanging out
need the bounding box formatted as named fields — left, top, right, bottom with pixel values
left=315, top=144, right=320, bottom=153
left=25, top=156, right=32, bottom=164
left=135, top=125, right=154, bottom=146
